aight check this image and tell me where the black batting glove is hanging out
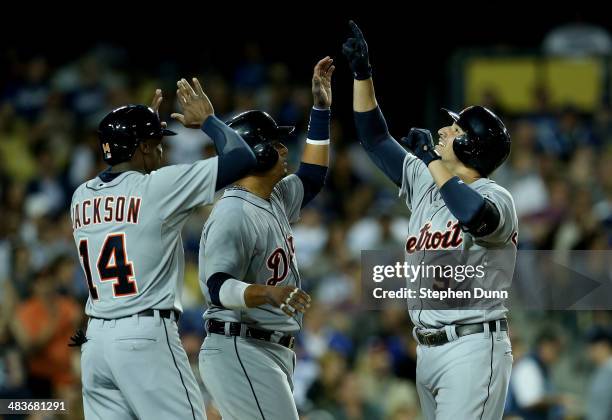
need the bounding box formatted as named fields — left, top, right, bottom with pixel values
left=68, top=329, right=88, bottom=347
left=401, top=128, right=441, bottom=166
left=342, top=20, right=372, bottom=80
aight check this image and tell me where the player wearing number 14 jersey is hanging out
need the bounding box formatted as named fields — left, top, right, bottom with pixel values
left=70, top=82, right=256, bottom=420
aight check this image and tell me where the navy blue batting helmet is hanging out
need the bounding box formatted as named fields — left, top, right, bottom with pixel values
left=442, top=106, right=511, bottom=177
left=226, top=110, right=294, bottom=172
left=98, top=105, right=176, bottom=165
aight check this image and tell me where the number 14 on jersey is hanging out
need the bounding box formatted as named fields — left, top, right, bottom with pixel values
left=78, top=232, right=138, bottom=299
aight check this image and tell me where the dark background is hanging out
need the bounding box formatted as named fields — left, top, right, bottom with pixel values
left=5, top=9, right=612, bottom=127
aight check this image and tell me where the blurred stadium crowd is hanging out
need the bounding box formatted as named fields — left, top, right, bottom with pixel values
left=0, top=41, right=611, bottom=420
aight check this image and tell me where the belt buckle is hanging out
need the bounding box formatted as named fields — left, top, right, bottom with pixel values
left=420, top=331, right=436, bottom=346
left=288, top=336, right=295, bottom=349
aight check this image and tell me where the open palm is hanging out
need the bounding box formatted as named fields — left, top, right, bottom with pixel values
left=312, top=56, right=335, bottom=109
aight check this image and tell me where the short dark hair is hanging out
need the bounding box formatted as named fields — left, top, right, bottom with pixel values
left=535, top=327, right=563, bottom=347
left=586, top=327, right=612, bottom=346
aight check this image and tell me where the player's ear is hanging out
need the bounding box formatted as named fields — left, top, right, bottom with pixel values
left=138, top=139, right=153, bottom=155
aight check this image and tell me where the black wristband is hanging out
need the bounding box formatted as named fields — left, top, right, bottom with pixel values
left=354, top=64, right=372, bottom=80
left=421, top=150, right=441, bottom=166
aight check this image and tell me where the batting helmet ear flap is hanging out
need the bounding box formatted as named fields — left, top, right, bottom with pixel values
left=252, top=142, right=279, bottom=172
left=452, top=133, right=474, bottom=159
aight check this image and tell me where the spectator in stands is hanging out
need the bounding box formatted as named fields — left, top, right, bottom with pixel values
left=10, top=263, right=81, bottom=399
left=505, top=329, right=570, bottom=419
left=330, top=372, right=383, bottom=420
left=585, top=326, right=612, bottom=420
left=0, top=280, right=28, bottom=400
left=356, top=338, right=419, bottom=419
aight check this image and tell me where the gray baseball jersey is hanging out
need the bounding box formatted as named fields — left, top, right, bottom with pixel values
left=199, top=175, right=304, bottom=420
left=399, top=153, right=517, bottom=420
left=72, top=158, right=218, bottom=420
left=199, top=174, right=305, bottom=333
left=399, top=153, right=518, bottom=329
left=71, top=158, right=218, bottom=318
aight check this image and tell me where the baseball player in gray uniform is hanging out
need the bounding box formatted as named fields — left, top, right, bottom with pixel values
left=343, top=22, right=518, bottom=420
left=70, top=79, right=257, bottom=420
left=198, top=57, right=335, bottom=420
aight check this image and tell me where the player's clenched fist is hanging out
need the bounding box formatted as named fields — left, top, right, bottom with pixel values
left=266, top=286, right=311, bottom=317
left=401, top=128, right=442, bottom=166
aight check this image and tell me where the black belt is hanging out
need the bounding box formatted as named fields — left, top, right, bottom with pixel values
left=207, top=320, right=295, bottom=350
left=90, top=309, right=180, bottom=322
left=416, top=319, right=508, bottom=347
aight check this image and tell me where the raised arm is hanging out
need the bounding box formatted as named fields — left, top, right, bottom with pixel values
left=171, top=78, right=256, bottom=190
left=295, top=57, right=335, bottom=208
left=343, top=21, right=407, bottom=187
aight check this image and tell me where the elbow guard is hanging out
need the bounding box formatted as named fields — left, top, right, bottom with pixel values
left=463, top=199, right=501, bottom=237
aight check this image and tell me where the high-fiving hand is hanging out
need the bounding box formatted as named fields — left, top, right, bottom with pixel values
left=150, top=89, right=168, bottom=128
left=312, top=56, right=335, bottom=109
left=171, top=78, right=215, bottom=129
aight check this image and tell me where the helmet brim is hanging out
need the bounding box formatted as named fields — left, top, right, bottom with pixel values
left=441, top=108, right=461, bottom=122
left=276, top=126, right=295, bottom=137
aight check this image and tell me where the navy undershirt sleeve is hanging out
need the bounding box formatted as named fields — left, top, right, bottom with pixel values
left=354, top=107, right=407, bottom=187
left=201, top=116, right=257, bottom=190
